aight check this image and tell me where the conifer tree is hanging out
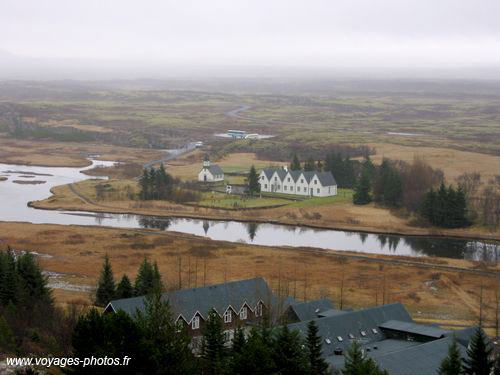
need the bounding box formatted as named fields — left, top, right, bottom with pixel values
left=272, top=325, right=309, bottom=375
left=115, top=274, right=134, bottom=299
left=134, top=257, right=157, bottom=296
left=353, top=171, right=372, bottom=205
left=304, top=157, right=316, bottom=171
left=16, top=252, right=51, bottom=304
left=135, top=289, right=195, bottom=375
left=0, top=249, right=18, bottom=306
left=290, top=154, right=301, bottom=171
left=95, top=254, right=115, bottom=306
left=342, top=341, right=388, bottom=375
left=229, top=326, right=247, bottom=374
left=237, top=326, right=276, bottom=374
left=438, top=338, right=463, bottom=375
left=306, top=320, right=329, bottom=375
left=462, top=328, right=494, bottom=375
left=201, top=311, right=228, bottom=375
left=247, top=165, right=261, bottom=196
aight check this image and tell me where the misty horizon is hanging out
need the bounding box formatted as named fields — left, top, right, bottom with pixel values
left=1, top=0, right=500, bottom=80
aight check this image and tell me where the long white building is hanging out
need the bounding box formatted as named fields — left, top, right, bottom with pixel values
left=259, top=167, right=337, bottom=197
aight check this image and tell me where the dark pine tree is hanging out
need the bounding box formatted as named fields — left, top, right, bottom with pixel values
left=304, top=157, right=316, bottom=171
left=95, top=254, right=115, bottom=307
left=342, top=341, right=388, bottom=375
left=306, top=320, right=329, bottom=375
left=438, top=338, right=463, bottom=375
left=0, top=249, right=18, bottom=306
left=135, top=289, right=195, bottom=375
left=353, top=171, right=372, bottom=205
left=134, top=257, right=157, bottom=296
left=201, top=311, right=228, bottom=375
left=115, top=274, right=134, bottom=299
left=272, top=325, right=308, bottom=375
left=247, top=165, right=261, bottom=196
left=237, top=326, right=276, bottom=374
left=290, top=154, right=302, bottom=171
left=462, top=328, right=494, bottom=375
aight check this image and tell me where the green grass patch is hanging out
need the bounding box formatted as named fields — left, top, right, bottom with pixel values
left=197, top=192, right=288, bottom=209
left=288, top=189, right=354, bottom=208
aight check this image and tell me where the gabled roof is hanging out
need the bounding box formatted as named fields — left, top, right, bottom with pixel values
left=316, top=171, right=336, bottom=186
left=106, top=277, right=273, bottom=323
left=379, top=320, right=449, bottom=338
left=261, top=168, right=276, bottom=180
left=288, top=299, right=335, bottom=322
left=287, top=170, right=302, bottom=182
left=288, top=303, right=413, bottom=357
left=208, top=164, right=223, bottom=176
left=301, top=171, right=316, bottom=183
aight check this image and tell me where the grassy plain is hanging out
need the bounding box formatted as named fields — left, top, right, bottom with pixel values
left=0, top=137, right=165, bottom=167
left=0, top=222, right=498, bottom=335
left=32, top=177, right=500, bottom=241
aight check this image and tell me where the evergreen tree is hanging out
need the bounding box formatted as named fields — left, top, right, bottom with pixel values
left=16, top=252, right=51, bottom=304
left=462, top=328, right=494, bottom=375
left=247, top=165, right=261, bottom=196
left=438, top=338, right=463, bottom=375
left=272, top=325, right=309, bottom=375
left=306, top=320, right=329, bottom=375
left=135, top=289, right=195, bottom=375
left=420, top=188, right=436, bottom=223
left=316, top=160, right=323, bottom=172
left=69, top=309, right=144, bottom=375
left=134, top=258, right=159, bottom=296
left=290, top=154, right=301, bottom=171
left=0, top=249, right=18, bottom=306
left=0, top=315, right=15, bottom=352
left=342, top=342, right=388, bottom=375
left=229, top=327, right=247, bottom=374
left=304, top=157, right=316, bottom=171
left=95, top=255, right=115, bottom=306
left=361, top=156, right=376, bottom=180
left=201, top=311, right=228, bottom=375
left=115, top=274, right=134, bottom=299
left=353, top=171, right=372, bottom=205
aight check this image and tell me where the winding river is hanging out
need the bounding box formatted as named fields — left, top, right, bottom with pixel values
left=0, top=159, right=498, bottom=262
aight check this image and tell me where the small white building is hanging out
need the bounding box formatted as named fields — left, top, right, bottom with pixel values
left=198, top=155, right=224, bottom=182
left=259, top=167, right=337, bottom=197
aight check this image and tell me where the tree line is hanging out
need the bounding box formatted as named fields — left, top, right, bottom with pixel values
left=138, top=164, right=200, bottom=203
left=95, top=255, right=162, bottom=306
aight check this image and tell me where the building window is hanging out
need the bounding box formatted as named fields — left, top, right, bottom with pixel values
left=274, top=177, right=277, bottom=181
left=287, top=177, right=291, bottom=182
left=192, top=316, right=200, bottom=330
left=360, top=330, right=366, bottom=337
left=301, top=179, right=304, bottom=183
left=240, top=307, right=247, bottom=320
left=317, top=188, right=320, bottom=193
left=303, top=187, right=306, bottom=192
left=256, top=303, right=263, bottom=317
left=372, top=328, right=378, bottom=334
left=314, top=180, right=317, bottom=184
left=284, top=185, right=287, bottom=191
left=265, top=184, right=267, bottom=189
left=291, top=186, right=294, bottom=191
left=224, top=310, right=232, bottom=323
left=261, top=176, right=264, bottom=180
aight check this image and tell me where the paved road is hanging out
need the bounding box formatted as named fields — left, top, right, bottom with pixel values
left=143, top=142, right=197, bottom=169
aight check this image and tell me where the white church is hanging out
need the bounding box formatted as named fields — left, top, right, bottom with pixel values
left=259, top=167, right=337, bottom=197
left=198, top=155, right=224, bottom=182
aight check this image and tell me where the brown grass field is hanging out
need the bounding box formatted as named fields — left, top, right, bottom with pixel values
left=0, top=137, right=165, bottom=167
left=0, top=222, right=498, bottom=335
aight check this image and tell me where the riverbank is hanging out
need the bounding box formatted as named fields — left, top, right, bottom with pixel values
left=0, top=221, right=498, bottom=336
left=31, top=182, right=500, bottom=242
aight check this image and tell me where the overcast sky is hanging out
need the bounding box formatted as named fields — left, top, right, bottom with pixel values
left=1, top=0, right=500, bottom=77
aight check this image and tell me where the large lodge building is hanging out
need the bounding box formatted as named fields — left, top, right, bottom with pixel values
left=259, top=167, right=337, bottom=197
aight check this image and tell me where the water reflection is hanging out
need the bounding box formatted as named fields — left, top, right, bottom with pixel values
left=139, top=217, right=171, bottom=230
left=246, top=222, right=259, bottom=242
left=0, top=160, right=498, bottom=262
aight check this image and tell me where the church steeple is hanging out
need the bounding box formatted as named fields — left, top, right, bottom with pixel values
left=203, top=154, right=211, bottom=168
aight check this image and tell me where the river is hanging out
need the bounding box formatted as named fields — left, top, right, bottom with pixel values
left=0, top=159, right=498, bottom=262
